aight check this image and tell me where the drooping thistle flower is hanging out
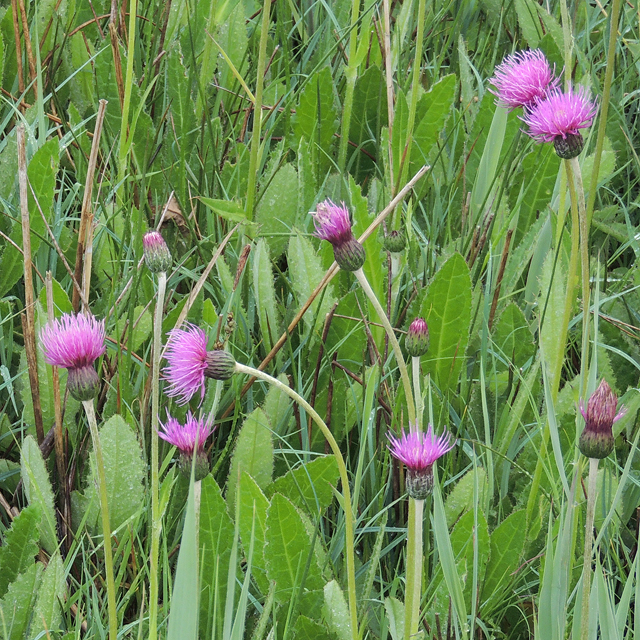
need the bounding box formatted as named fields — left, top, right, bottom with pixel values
left=521, top=86, right=598, bottom=159
left=578, top=379, right=626, bottom=459
left=159, top=412, right=214, bottom=480
left=490, top=49, right=558, bottom=110
left=383, top=229, right=407, bottom=254
left=143, top=231, right=172, bottom=273
left=163, top=324, right=236, bottom=405
left=387, top=424, right=456, bottom=499
left=405, top=318, right=430, bottom=357
left=40, top=313, right=106, bottom=401
left=312, top=199, right=365, bottom=272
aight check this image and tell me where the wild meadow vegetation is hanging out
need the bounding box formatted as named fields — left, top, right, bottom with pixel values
left=0, top=0, right=639, bottom=638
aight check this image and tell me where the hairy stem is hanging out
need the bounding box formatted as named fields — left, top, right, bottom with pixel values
left=404, top=498, right=424, bottom=640
left=412, top=356, right=423, bottom=432
left=580, top=457, right=599, bottom=640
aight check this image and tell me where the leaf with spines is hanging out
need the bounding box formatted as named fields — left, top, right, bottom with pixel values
left=253, top=239, right=281, bottom=355
left=323, top=580, right=352, bottom=640
left=0, top=505, right=40, bottom=599
left=0, top=562, right=42, bottom=640
left=28, top=551, right=66, bottom=640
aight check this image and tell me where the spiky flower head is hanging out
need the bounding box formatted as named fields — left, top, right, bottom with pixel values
left=159, top=412, right=214, bottom=479
left=387, top=424, right=456, bottom=499
left=383, top=229, right=406, bottom=254
left=521, top=86, right=598, bottom=158
left=578, top=379, right=626, bottom=459
left=490, top=49, right=558, bottom=110
left=40, top=313, right=105, bottom=401
left=163, top=324, right=236, bottom=405
left=312, top=199, right=365, bottom=272
left=143, top=231, right=172, bottom=273
left=405, top=318, right=430, bottom=357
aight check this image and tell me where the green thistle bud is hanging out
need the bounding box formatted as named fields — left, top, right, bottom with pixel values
left=143, top=231, right=172, bottom=273
left=405, top=318, right=429, bottom=357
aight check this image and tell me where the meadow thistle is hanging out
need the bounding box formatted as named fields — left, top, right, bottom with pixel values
left=579, top=379, right=626, bottom=459
left=143, top=231, right=172, bottom=273
left=405, top=318, right=430, bottom=358
left=159, top=412, right=213, bottom=479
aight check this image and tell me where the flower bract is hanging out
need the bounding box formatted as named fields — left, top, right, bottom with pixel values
left=578, top=379, right=625, bottom=459
left=143, top=230, right=172, bottom=273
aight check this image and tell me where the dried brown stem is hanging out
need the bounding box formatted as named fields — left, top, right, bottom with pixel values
left=17, top=0, right=36, bottom=90
left=10, top=0, right=24, bottom=95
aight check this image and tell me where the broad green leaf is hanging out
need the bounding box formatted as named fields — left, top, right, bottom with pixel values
left=384, top=596, right=404, bottom=640
left=37, top=277, right=73, bottom=315
left=492, top=303, right=535, bottom=381
left=238, top=472, right=270, bottom=593
left=481, top=510, right=526, bottom=612
left=256, top=163, right=299, bottom=256
left=113, top=305, right=152, bottom=352
left=419, top=253, right=472, bottom=391
left=0, top=505, right=40, bottom=599
left=266, top=456, right=339, bottom=515
left=0, top=138, right=59, bottom=298
left=391, top=90, right=409, bottom=185
left=294, top=615, right=333, bottom=639
left=0, top=562, right=42, bottom=640
left=253, top=238, right=281, bottom=354
left=323, top=580, right=352, bottom=640
left=198, top=475, right=235, bottom=638
left=265, top=493, right=325, bottom=603
left=86, top=415, right=145, bottom=535
left=444, top=467, right=488, bottom=528
left=263, top=373, right=294, bottom=436
left=0, top=129, right=17, bottom=201
left=581, top=137, right=616, bottom=199
left=200, top=197, right=248, bottom=223
left=28, top=551, right=65, bottom=640
left=514, top=0, right=543, bottom=46
left=227, top=407, right=273, bottom=510
left=20, top=436, right=58, bottom=555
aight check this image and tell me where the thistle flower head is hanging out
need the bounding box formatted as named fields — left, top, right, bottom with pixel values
left=578, top=379, right=626, bottom=459
left=490, top=49, right=558, bottom=110
left=163, top=324, right=236, bottom=405
left=312, top=200, right=365, bottom=271
left=405, top=317, right=430, bottom=357
left=143, top=230, right=172, bottom=273
left=387, top=424, right=456, bottom=499
left=383, top=229, right=406, bottom=254
left=521, top=86, right=598, bottom=158
left=159, top=412, right=214, bottom=479
left=40, top=313, right=106, bottom=401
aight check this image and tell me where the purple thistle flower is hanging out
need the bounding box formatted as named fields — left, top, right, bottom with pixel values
left=40, top=313, right=106, bottom=401
left=521, top=86, right=598, bottom=158
left=163, top=324, right=236, bottom=405
left=387, top=424, right=456, bottom=499
left=490, top=49, right=558, bottom=110
left=578, top=379, right=626, bottom=459
left=312, top=200, right=365, bottom=272
left=159, top=412, right=214, bottom=479
left=143, top=230, right=172, bottom=273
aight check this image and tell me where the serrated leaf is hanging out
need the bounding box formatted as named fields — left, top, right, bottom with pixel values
left=238, top=472, right=270, bottom=593
left=444, top=467, right=488, bottom=528
left=323, top=580, right=352, bottom=640
left=266, top=456, right=339, bottom=515
left=253, top=238, right=281, bottom=354
left=227, top=407, right=273, bottom=511
left=263, top=373, right=294, bottom=436
left=85, top=415, right=145, bottom=535
left=20, top=436, right=58, bottom=555
left=198, top=475, right=234, bottom=638
left=419, top=253, right=472, bottom=391
left=384, top=596, right=404, bottom=640
left=294, top=615, right=333, bottom=639
left=200, top=197, right=248, bottom=223
left=0, top=562, right=42, bottom=640
left=514, top=0, right=543, bottom=46
left=492, top=303, right=535, bottom=372
left=28, top=551, right=65, bottom=640
left=265, top=493, right=325, bottom=603
left=481, top=510, right=526, bottom=612
left=0, top=505, right=40, bottom=599
left=256, top=164, right=299, bottom=256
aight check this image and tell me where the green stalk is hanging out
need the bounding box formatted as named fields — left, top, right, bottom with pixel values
left=233, top=363, right=359, bottom=640
left=412, top=356, right=423, bottom=432
left=337, top=0, right=362, bottom=176
left=148, top=271, right=166, bottom=640
left=354, top=268, right=416, bottom=426
left=404, top=498, right=424, bottom=640
left=580, top=457, right=599, bottom=640
left=245, top=0, right=272, bottom=220
left=118, top=0, right=137, bottom=187
left=82, top=399, right=118, bottom=640
left=585, top=0, right=622, bottom=227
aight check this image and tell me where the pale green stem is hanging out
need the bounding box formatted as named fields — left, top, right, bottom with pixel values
left=148, top=271, right=166, bottom=640
left=83, top=399, right=118, bottom=640
left=580, top=457, right=599, bottom=640
left=559, top=0, right=573, bottom=92
left=585, top=0, right=621, bottom=228
left=245, top=0, right=272, bottom=220
left=337, top=0, right=362, bottom=176
left=233, top=363, right=359, bottom=640
left=354, top=268, right=416, bottom=426
left=404, top=498, right=424, bottom=640
left=412, top=356, right=423, bottom=432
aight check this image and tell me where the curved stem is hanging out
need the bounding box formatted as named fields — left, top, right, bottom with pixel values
left=580, top=457, right=599, bottom=640
left=412, top=356, right=423, bottom=432
left=404, top=498, right=424, bottom=640
left=354, top=268, right=416, bottom=426
left=83, top=400, right=118, bottom=640
left=149, top=271, right=166, bottom=640
left=233, top=363, right=359, bottom=640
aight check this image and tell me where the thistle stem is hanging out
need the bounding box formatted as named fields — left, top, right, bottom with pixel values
left=412, top=356, right=423, bottom=432
left=580, top=457, right=599, bottom=640
left=404, top=497, right=424, bottom=640
left=82, top=399, right=118, bottom=640
left=148, top=271, right=166, bottom=640
left=233, top=363, right=359, bottom=640
left=354, top=268, right=416, bottom=426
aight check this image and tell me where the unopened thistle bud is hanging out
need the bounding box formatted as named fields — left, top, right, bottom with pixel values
left=312, top=200, right=365, bottom=272
left=383, top=229, right=406, bottom=253
left=578, top=379, right=626, bottom=459
left=405, top=318, right=429, bottom=357
left=143, top=231, right=172, bottom=273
